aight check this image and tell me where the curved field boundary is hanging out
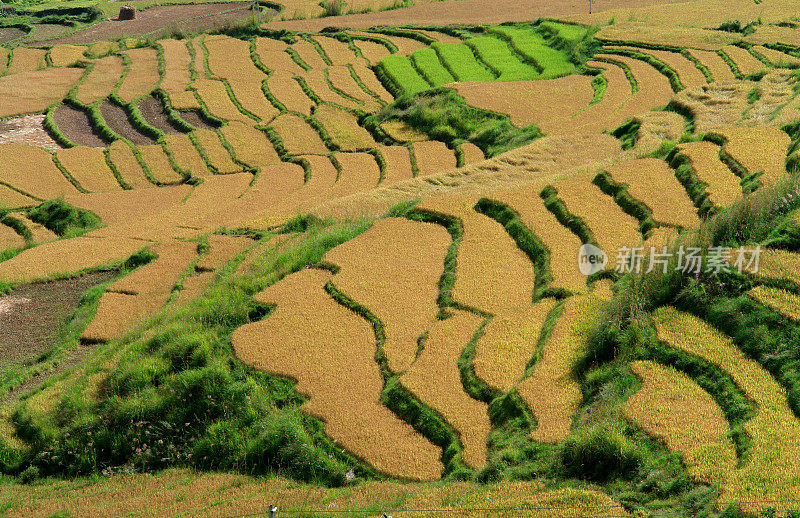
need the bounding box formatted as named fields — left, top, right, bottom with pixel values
left=653, top=307, right=800, bottom=508
left=117, top=48, right=160, bottom=103
left=157, top=39, right=196, bottom=108
left=266, top=71, right=315, bottom=115
left=378, top=145, right=414, bottom=184
left=745, top=70, right=797, bottom=126
left=739, top=248, right=800, bottom=285
left=55, top=146, right=123, bottom=192
left=459, top=142, right=484, bottom=166
left=605, top=45, right=708, bottom=89
left=601, top=47, right=684, bottom=92
left=195, top=234, right=253, bottom=271
left=433, top=42, right=495, bottom=82
left=399, top=309, right=490, bottom=470
left=303, top=68, right=367, bottom=112
left=673, top=141, right=742, bottom=209
left=411, top=141, right=457, bottom=177
left=164, top=132, right=212, bottom=177
left=7, top=47, right=47, bottom=75
left=474, top=298, right=558, bottom=394
left=313, top=35, right=362, bottom=66
left=548, top=172, right=641, bottom=269
left=232, top=267, right=444, bottom=480
left=0, top=185, right=39, bottom=210
left=220, top=121, right=280, bottom=168
left=598, top=158, right=701, bottom=230
left=350, top=31, right=427, bottom=56
left=569, top=61, right=633, bottom=134
left=489, top=26, right=575, bottom=79
left=465, top=35, right=538, bottom=81
left=192, top=78, right=254, bottom=124
left=708, top=127, right=790, bottom=187
left=290, top=38, right=329, bottom=70
left=351, top=62, right=394, bottom=104
left=314, top=103, right=377, bottom=152
left=254, top=40, right=307, bottom=76
left=631, top=111, right=685, bottom=155
left=329, top=152, right=382, bottom=196
left=0, top=143, right=79, bottom=200
left=327, top=65, right=382, bottom=109
left=0, top=222, right=25, bottom=251
left=353, top=39, right=391, bottom=64
left=748, top=285, right=800, bottom=322
left=137, top=143, right=184, bottom=184
left=517, top=290, right=609, bottom=443
left=594, top=53, right=674, bottom=106
left=192, top=128, right=241, bottom=174
left=416, top=195, right=536, bottom=315
left=753, top=45, right=800, bottom=67
left=410, top=47, right=454, bottom=87
left=323, top=217, right=450, bottom=374
left=626, top=360, right=737, bottom=483
left=269, top=113, right=329, bottom=155
left=721, top=45, right=769, bottom=77
left=107, top=140, right=153, bottom=188
left=49, top=45, right=87, bottom=68
left=0, top=68, right=84, bottom=119
left=377, top=54, right=431, bottom=96
left=75, top=56, right=125, bottom=105
left=685, top=49, right=737, bottom=82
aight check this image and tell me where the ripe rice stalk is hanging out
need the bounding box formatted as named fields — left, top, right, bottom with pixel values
left=7, top=47, right=47, bottom=75
left=107, top=241, right=197, bottom=296
left=163, top=132, right=212, bottom=177
left=304, top=68, right=366, bottom=112
left=313, top=36, right=362, bottom=66
left=15, top=215, right=57, bottom=244
left=106, top=140, right=154, bottom=188
left=266, top=71, right=315, bottom=115
left=49, top=45, right=87, bottom=68
left=685, top=49, right=738, bottom=82
left=55, top=146, right=123, bottom=193
left=173, top=270, right=215, bottom=306
left=753, top=46, right=800, bottom=67
left=0, top=221, right=25, bottom=251
left=0, top=68, right=84, bottom=119
left=603, top=158, right=701, bottom=229
left=196, top=234, right=253, bottom=271
left=137, top=144, right=184, bottom=184
left=76, top=56, right=125, bottom=105
left=330, top=152, right=382, bottom=196
left=378, top=145, right=414, bottom=184
left=326, top=65, right=381, bottom=111
left=710, top=127, right=790, bottom=187
left=192, top=78, right=255, bottom=125
left=626, top=360, right=737, bottom=483
left=740, top=248, right=800, bottom=285
left=474, top=299, right=558, bottom=393
left=117, top=48, right=160, bottom=103
left=289, top=39, right=328, bottom=70
left=219, top=121, right=280, bottom=168
left=0, top=185, right=39, bottom=210
left=0, top=236, right=144, bottom=283
left=416, top=195, right=536, bottom=315
left=0, top=143, right=78, bottom=200
left=80, top=291, right=165, bottom=343
left=314, top=103, right=376, bottom=152
left=86, top=41, right=118, bottom=59
left=231, top=268, right=444, bottom=480
left=399, top=310, right=490, bottom=469
left=593, top=53, right=674, bottom=118
left=352, top=31, right=426, bottom=55
left=412, top=141, right=457, bottom=177
left=674, top=141, right=742, bottom=208
left=721, top=45, right=768, bottom=77
left=569, top=60, right=633, bottom=134
left=748, top=285, right=800, bottom=322
left=517, top=290, right=610, bottom=443
left=353, top=39, right=391, bottom=64
left=157, top=39, right=198, bottom=110
left=593, top=24, right=738, bottom=50
left=631, top=111, right=685, bottom=155
left=254, top=44, right=306, bottom=76
left=606, top=46, right=708, bottom=89
left=192, top=128, right=241, bottom=174
left=654, top=307, right=800, bottom=508
left=351, top=62, right=394, bottom=104
left=0, top=48, right=8, bottom=75
left=269, top=113, right=329, bottom=155
left=324, top=217, right=451, bottom=373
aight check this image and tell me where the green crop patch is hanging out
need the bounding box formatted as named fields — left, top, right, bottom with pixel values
left=411, top=47, right=456, bottom=87
left=433, top=43, right=496, bottom=82
left=378, top=54, right=432, bottom=96
left=466, top=36, right=539, bottom=81
left=490, top=26, right=577, bottom=78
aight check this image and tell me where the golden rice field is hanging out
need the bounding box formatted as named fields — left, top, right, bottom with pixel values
left=4, top=4, right=800, bottom=515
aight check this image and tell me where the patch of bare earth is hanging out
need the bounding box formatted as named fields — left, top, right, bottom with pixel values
left=0, top=114, right=63, bottom=152
left=41, top=3, right=274, bottom=45
left=52, top=105, right=107, bottom=148
left=99, top=101, right=155, bottom=145
left=28, top=23, right=71, bottom=42
left=179, top=110, right=217, bottom=131
left=138, top=96, right=179, bottom=134
left=0, top=27, right=25, bottom=44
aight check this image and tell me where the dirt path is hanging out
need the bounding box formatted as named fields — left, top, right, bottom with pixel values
left=268, top=0, right=687, bottom=31
left=38, top=2, right=273, bottom=45
left=0, top=115, right=63, bottom=152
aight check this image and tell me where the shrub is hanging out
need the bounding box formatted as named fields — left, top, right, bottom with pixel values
left=557, top=426, right=643, bottom=481
left=27, top=198, right=102, bottom=238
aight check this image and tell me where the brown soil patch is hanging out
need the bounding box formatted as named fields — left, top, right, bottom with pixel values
left=52, top=105, right=107, bottom=148
left=0, top=271, right=116, bottom=366
left=0, top=114, right=62, bottom=152
left=99, top=101, right=156, bottom=145
left=178, top=110, right=217, bottom=131
left=41, top=3, right=273, bottom=45
left=28, top=23, right=71, bottom=42
left=0, top=27, right=25, bottom=44
left=137, top=95, right=180, bottom=134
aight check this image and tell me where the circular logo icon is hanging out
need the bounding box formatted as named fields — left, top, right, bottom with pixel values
left=578, top=244, right=608, bottom=276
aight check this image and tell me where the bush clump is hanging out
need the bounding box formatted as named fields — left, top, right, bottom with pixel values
left=27, top=198, right=102, bottom=238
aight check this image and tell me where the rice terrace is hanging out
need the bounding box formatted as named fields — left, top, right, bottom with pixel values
left=4, top=0, right=800, bottom=514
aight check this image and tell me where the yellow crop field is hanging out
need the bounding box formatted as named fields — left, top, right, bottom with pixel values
left=400, top=310, right=491, bottom=469
left=604, top=158, right=701, bottom=229
left=570, top=61, right=632, bottom=134
left=313, top=36, right=361, bottom=65
left=0, top=144, right=78, bottom=199
left=626, top=360, right=737, bottom=483
left=290, top=39, right=328, bottom=70
left=76, top=56, right=125, bottom=105
left=353, top=39, right=391, bottom=64
left=413, top=141, right=457, bottom=176
left=0, top=48, right=7, bottom=75
left=232, top=268, right=444, bottom=480
left=190, top=37, right=205, bottom=79
left=748, top=285, right=800, bottom=322
left=654, top=307, right=800, bottom=508
left=0, top=222, right=25, bottom=251
left=107, top=241, right=197, bottom=295
left=219, top=121, right=280, bottom=168
left=193, top=78, right=255, bottom=124
left=7, top=47, right=46, bottom=75
left=192, top=128, right=241, bottom=174
left=87, top=41, right=118, bottom=58
left=352, top=62, right=395, bottom=103
left=349, top=31, right=427, bottom=55
left=267, top=71, right=315, bottom=115
left=163, top=133, right=211, bottom=177
left=137, top=144, right=183, bottom=184
left=710, top=127, right=790, bottom=186
left=196, top=234, right=253, bottom=271
left=80, top=291, right=164, bottom=343
left=684, top=49, right=738, bottom=82
left=474, top=299, right=558, bottom=393
left=592, top=54, right=674, bottom=124
left=517, top=291, right=609, bottom=443
left=552, top=172, right=641, bottom=268
left=156, top=39, right=195, bottom=106
left=379, top=145, right=414, bottom=184
left=0, top=185, right=38, bottom=209
left=269, top=113, right=329, bottom=155
left=117, top=48, right=160, bottom=102
left=106, top=140, right=153, bottom=188
left=314, top=103, right=377, bottom=151
left=56, top=146, right=122, bottom=192
left=324, top=217, right=451, bottom=373
left=0, top=236, right=143, bottom=282
left=610, top=46, right=709, bottom=89
left=254, top=39, right=306, bottom=76
left=675, top=141, right=742, bottom=208
left=721, top=45, right=768, bottom=76
left=327, top=65, right=382, bottom=111
left=739, top=248, right=800, bottom=284
left=417, top=195, right=535, bottom=315
left=16, top=215, right=57, bottom=244
left=0, top=68, right=84, bottom=119
left=330, top=152, right=382, bottom=196
left=460, top=142, right=485, bottom=165
left=753, top=45, right=800, bottom=67
left=174, top=270, right=215, bottom=306
left=455, top=76, right=595, bottom=133
left=48, top=44, right=87, bottom=67
left=304, top=68, right=365, bottom=112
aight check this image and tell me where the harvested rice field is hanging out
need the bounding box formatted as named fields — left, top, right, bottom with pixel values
left=4, top=6, right=800, bottom=515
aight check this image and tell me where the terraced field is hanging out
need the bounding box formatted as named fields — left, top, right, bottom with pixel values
left=5, top=9, right=800, bottom=517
